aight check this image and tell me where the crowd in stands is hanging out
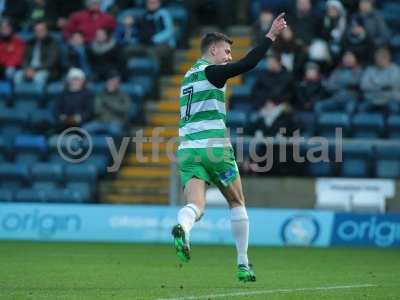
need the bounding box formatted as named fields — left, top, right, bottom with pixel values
left=236, top=0, right=400, bottom=139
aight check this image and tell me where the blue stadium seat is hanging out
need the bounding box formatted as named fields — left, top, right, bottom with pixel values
left=45, top=188, right=89, bottom=203
left=30, top=108, right=55, bottom=129
left=14, top=134, right=47, bottom=164
left=0, top=189, right=13, bottom=202
left=340, top=142, right=373, bottom=177
left=46, top=81, right=64, bottom=98
left=374, top=143, right=400, bottom=178
left=0, top=136, right=8, bottom=162
left=293, top=111, right=316, bottom=137
left=229, top=85, right=252, bottom=106
left=120, top=83, right=145, bottom=100
left=88, top=82, right=104, bottom=94
left=0, top=163, right=30, bottom=188
left=318, top=112, right=350, bottom=138
left=14, top=81, right=45, bottom=98
left=387, top=115, right=400, bottom=139
left=65, top=164, right=97, bottom=184
left=14, top=189, right=46, bottom=203
left=0, top=108, right=28, bottom=139
left=303, top=142, right=335, bottom=177
left=130, top=76, right=153, bottom=97
left=351, top=113, right=385, bottom=138
left=127, top=57, right=159, bottom=77
left=31, top=162, right=64, bottom=183
left=227, top=110, right=247, bottom=129
left=65, top=183, right=91, bottom=202
left=85, top=154, right=109, bottom=175
left=0, top=81, right=12, bottom=102
left=14, top=100, right=39, bottom=114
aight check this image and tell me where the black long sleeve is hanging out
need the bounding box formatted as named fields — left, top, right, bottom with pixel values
left=205, top=37, right=273, bottom=88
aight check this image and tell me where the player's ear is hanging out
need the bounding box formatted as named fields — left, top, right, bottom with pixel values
left=210, top=44, right=216, bottom=56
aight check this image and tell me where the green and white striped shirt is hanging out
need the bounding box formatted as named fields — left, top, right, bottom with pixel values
left=178, top=58, right=231, bottom=150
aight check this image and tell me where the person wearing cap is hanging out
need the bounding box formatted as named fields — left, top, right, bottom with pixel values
left=55, top=68, right=94, bottom=131
left=83, top=70, right=130, bottom=137
left=319, top=0, right=347, bottom=62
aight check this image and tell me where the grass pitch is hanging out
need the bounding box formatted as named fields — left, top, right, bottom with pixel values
left=0, top=241, right=399, bottom=300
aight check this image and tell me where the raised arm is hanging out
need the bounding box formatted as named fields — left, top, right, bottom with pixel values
left=205, top=13, right=287, bottom=88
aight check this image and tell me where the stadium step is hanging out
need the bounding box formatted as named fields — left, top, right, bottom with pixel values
left=191, top=36, right=251, bottom=48
left=108, top=178, right=170, bottom=189
left=143, top=127, right=177, bottom=138
left=120, top=167, right=170, bottom=178
left=149, top=113, right=179, bottom=126
left=103, top=194, right=169, bottom=204
left=128, top=154, right=172, bottom=165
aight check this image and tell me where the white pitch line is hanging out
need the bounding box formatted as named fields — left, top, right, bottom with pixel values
left=155, top=283, right=377, bottom=300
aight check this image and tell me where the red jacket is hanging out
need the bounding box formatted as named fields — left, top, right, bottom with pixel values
left=0, top=35, right=26, bottom=68
left=63, top=9, right=117, bottom=42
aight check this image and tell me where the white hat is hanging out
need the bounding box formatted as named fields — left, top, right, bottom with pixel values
left=66, top=68, right=86, bottom=81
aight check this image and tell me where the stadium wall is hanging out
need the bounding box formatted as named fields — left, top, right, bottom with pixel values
left=0, top=203, right=399, bottom=248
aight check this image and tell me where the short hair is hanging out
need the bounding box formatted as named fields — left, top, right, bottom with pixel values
left=200, top=32, right=233, bottom=53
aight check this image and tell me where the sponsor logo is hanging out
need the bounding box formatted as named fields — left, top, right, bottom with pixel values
left=281, top=215, right=320, bottom=246
left=0, top=209, right=81, bottom=238
left=333, top=215, right=400, bottom=247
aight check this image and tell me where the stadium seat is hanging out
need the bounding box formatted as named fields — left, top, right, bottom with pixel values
left=65, top=183, right=92, bottom=202
left=14, top=189, right=46, bottom=203
left=340, top=142, right=373, bottom=177
left=374, top=143, right=400, bottom=178
left=227, top=110, right=247, bottom=129
left=14, top=81, right=45, bottom=98
left=88, top=82, right=104, bottom=94
left=130, top=76, right=154, bottom=97
left=303, top=142, right=335, bottom=177
left=45, top=188, right=89, bottom=203
left=31, top=162, right=64, bottom=183
left=30, top=108, right=55, bottom=130
left=14, top=134, right=47, bottom=164
left=127, top=57, right=159, bottom=77
left=351, top=113, right=385, bottom=139
left=317, top=112, right=350, bottom=138
left=120, top=83, right=145, bottom=100
left=64, top=164, right=97, bottom=184
left=0, top=163, right=30, bottom=188
left=0, top=81, right=12, bottom=103
left=229, top=85, right=252, bottom=107
left=0, top=189, right=13, bottom=202
left=387, top=115, right=400, bottom=139
left=0, top=136, right=8, bottom=162
left=46, top=81, right=64, bottom=98
left=293, top=111, right=315, bottom=137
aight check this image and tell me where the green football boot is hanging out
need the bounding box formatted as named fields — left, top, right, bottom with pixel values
left=171, top=224, right=190, bottom=262
left=237, top=264, right=256, bottom=282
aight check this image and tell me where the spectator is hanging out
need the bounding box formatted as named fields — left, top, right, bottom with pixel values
left=89, top=28, right=125, bottom=81
left=14, top=20, right=60, bottom=88
left=115, top=14, right=139, bottom=46
left=63, top=0, right=116, bottom=43
left=343, top=19, right=374, bottom=65
left=84, top=70, right=130, bottom=137
left=315, top=51, right=362, bottom=113
left=251, top=53, right=292, bottom=109
left=295, top=62, right=326, bottom=111
left=351, top=0, right=390, bottom=48
left=247, top=99, right=295, bottom=137
left=0, top=18, right=25, bottom=81
left=135, top=0, right=175, bottom=73
left=287, top=0, right=317, bottom=46
left=319, top=0, right=347, bottom=62
left=252, top=10, right=274, bottom=46
left=272, top=26, right=307, bottom=79
left=360, top=48, right=400, bottom=112
left=25, top=0, right=47, bottom=30
left=0, top=0, right=29, bottom=30
left=55, top=68, right=94, bottom=130
left=64, top=31, right=91, bottom=76
left=46, top=0, right=84, bottom=30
